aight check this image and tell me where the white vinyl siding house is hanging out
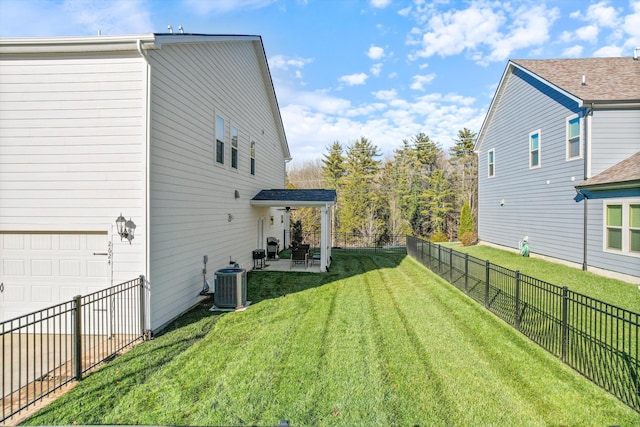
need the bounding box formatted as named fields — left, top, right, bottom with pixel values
left=476, top=57, right=640, bottom=282
left=0, top=34, right=291, bottom=329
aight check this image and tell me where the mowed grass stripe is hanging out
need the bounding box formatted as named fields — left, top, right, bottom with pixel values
left=107, top=285, right=316, bottom=425
left=307, top=255, right=390, bottom=425
left=362, top=256, right=456, bottom=425
left=388, top=256, right=635, bottom=425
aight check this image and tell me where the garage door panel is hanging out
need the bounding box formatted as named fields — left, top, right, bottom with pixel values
left=3, top=259, right=25, bottom=275
left=60, top=234, right=81, bottom=250
left=31, top=234, right=53, bottom=250
left=2, top=234, right=25, bottom=250
left=60, top=259, right=81, bottom=276
left=31, top=259, right=53, bottom=276
left=0, top=232, right=110, bottom=323
left=31, top=285, right=53, bottom=303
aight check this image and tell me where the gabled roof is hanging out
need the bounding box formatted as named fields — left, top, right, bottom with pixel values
left=475, top=56, right=640, bottom=151
left=576, top=151, right=640, bottom=191
left=251, top=189, right=337, bottom=207
left=512, top=57, right=640, bottom=104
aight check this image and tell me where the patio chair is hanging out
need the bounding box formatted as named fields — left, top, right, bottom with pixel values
left=290, top=248, right=308, bottom=269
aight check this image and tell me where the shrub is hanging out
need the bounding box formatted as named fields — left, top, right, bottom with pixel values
left=460, top=231, right=476, bottom=247
left=459, top=201, right=474, bottom=237
left=430, top=231, right=448, bottom=243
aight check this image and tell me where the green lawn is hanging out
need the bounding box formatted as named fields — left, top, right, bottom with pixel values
left=23, top=253, right=638, bottom=426
left=450, top=244, right=640, bottom=313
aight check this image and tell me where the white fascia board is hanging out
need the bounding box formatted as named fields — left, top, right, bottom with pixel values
left=0, top=34, right=157, bottom=54
left=250, top=200, right=336, bottom=208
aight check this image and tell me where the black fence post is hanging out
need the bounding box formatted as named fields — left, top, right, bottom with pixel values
left=428, top=240, right=432, bottom=266
left=449, top=247, right=453, bottom=282
left=464, top=253, right=469, bottom=293
left=561, top=286, right=569, bottom=363
left=139, top=275, right=146, bottom=338
left=484, top=260, right=490, bottom=308
left=438, top=244, right=442, bottom=274
left=73, top=295, right=82, bottom=380
left=515, top=271, right=521, bottom=330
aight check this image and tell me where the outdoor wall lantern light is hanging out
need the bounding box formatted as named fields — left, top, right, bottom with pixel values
left=116, top=213, right=136, bottom=244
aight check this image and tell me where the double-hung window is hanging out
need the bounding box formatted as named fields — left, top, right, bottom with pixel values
left=231, top=125, right=239, bottom=169
left=604, top=201, right=640, bottom=256
left=529, top=130, right=541, bottom=169
left=566, top=115, right=581, bottom=160
left=488, top=149, right=495, bottom=177
left=215, top=115, right=225, bottom=165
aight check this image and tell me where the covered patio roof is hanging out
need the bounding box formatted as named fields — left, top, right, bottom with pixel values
left=250, top=189, right=336, bottom=207
left=251, top=189, right=336, bottom=272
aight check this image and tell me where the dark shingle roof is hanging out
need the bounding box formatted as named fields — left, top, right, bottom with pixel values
left=576, top=152, right=640, bottom=190
left=251, top=189, right=337, bottom=205
left=512, top=57, right=640, bottom=103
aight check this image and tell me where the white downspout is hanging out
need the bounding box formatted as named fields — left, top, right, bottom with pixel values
left=137, top=39, right=152, bottom=333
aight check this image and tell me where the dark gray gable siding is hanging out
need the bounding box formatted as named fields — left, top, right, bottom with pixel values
left=478, top=66, right=586, bottom=263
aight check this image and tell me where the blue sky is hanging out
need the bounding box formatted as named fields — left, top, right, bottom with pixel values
left=1, top=0, right=639, bottom=166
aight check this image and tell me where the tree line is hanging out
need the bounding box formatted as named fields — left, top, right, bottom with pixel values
left=286, top=128, right=478, bottom=244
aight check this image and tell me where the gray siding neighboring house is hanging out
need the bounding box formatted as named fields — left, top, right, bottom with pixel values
left=476, top=57, right=640, bottom=282
left=0, top=34, right=291, bottom=330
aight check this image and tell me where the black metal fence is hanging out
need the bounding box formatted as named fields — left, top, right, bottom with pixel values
left=299, top=231, right=407, bottom=254
left=1, top=276, right=147, bottom=423
left=406, top=236, right=639, bottom=412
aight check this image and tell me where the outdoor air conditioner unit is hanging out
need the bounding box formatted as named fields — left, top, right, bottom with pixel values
left=214, top=268, right=247, bottom=309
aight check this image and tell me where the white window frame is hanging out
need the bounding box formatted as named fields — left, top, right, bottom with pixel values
left=566, top=114, right=582, bottom=161
left=215, top=114, right=225, bottom=165
left=529, top=129, right=541, bottom=169
left=602, top=198, right=640, bottom=258
left=231, top=124, right=239, bottom=170
left=487, top=149, right=495, bottom=178
left=250, top=139, right=256, bottom=176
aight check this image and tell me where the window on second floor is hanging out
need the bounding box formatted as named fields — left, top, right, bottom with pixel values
left=488, top=149, right=495, bottom=177
left=250, top=140, right=256, bottom=176
left=215, top=115, right=225, bottom=165
left=529, top=130, right=541, bottom=169
left=567, top=115, right=581, bottom=160
left=605, top=201, right=640, bottom=257
left=231, top=125, right=239, bottom=169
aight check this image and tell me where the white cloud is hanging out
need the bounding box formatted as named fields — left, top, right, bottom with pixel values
left=182, top=0, right=276, bottom=15
left=410, top=73, right=436, bottom=91
left=373, top=89, right=398, bottom=100
left=339, top=73, right=369, bottom=86
left=64, top=0, right=152, bottom=35
left=584, top=1, right=620, bottom=28
left=370, top=0, right=392, bottom=8
left=562, top=45, right=584, bottom=57
left=370, top=63, right=383, bottom=77
left=367, top=45, right=385, bottom=60
left=622, top=1, right=640, bottom=49
left=593, top=45, right=623, bottom=56
left=575, top=25, right=599, bottom=42
left=408, top=3, right=558, bottom=65
left=269, top=55, right=314, bottom=71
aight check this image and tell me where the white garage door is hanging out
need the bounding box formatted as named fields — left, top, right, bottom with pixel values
left=0, top=232, right=110, bottom=323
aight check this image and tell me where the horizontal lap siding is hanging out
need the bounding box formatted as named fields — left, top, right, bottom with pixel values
left=590, top=109, right=640, bottom=176
left=478, top=67, right=585, bottom=263
left=586, top=109, right=640, bottom=277
left=148, top=41, right=286, bottom=330
left=0, top=54, right=147, bottom=283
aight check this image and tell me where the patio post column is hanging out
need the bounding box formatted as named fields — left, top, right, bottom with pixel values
left=320, top=204, right=330, bottom=271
